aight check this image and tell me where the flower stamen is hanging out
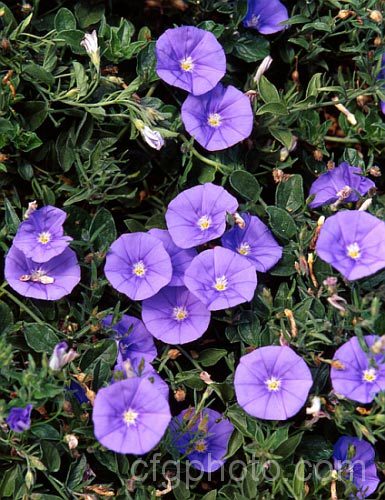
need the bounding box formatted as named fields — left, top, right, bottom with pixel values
left=214, top=275, right=228, bottom=292
left=362, top=368, right=377, bottom=383
left=180, top=56, right=194, bottom=72
left=122, top=408, right=139, bottom=426
left=197, top=215, right=211, bottom=231
left=237, top=242, right=251, bottom=255
left=346, top=242, right=361, bottom=260
left=173, top=306, right=188, bottom=322
left=207, top=113, right=222, bottom=128
left=265, top=376, right=281, bottom=392
left=37, top=231, right=51, bottom=244
left=132, top=261, right=146, bottom=277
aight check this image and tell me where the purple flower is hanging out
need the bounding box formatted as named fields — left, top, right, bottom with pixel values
left=165, top=183, right=238, bottom=249
left=92, top=378, right=171, bottom=454
left=316, top=210, right=385, bottom=281
left=6, top=405, right=33, bottom=433
left=243, top=0, right=289, bottom=34
left=169, top=408, right=234, bottom=472
left=102, top=314, right=157, bottom=365
left=148, top=229, right=197, bottom=286
left=308, top=162, right=375, bottom=209
left=234, top=345, right=313, bottom=420
left=68, top=381, right=88, bottom=404
left=156, top=26, right=226, bottom=96
left=13, top=206, right=72, bottom=263
left=49, top=341, right=78, bottom=371
left=181, top=83, right=253, bottom=151
left=221, top=213, right=282, bottom=272
left=113, top=359, right=169, bottom=401
left=104, top=233, right=172, bottom=301
left=184, top=247, right=257, bottom=311
left=331, top=335, right=385, bottom=404
left=142, top=286, right=211, bottom=344
left=378, top=54, right=385, bottom=115
left=333, top=436, right=379, bottom=498
left=5, top=245, right=80, bottom=300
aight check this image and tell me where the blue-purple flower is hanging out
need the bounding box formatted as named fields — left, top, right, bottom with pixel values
left=222, top=213, right=282, bottom=272
left=49, top=341, right=78, bottom=371
left=377, top=54, right=385, bottom=115
left=6, top=404, right=33, bottom=433
left=156, top=26, right=226, bottom=96
left=243, top=0, right=289, bottom=34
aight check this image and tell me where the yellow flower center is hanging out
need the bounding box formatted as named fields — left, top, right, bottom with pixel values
left=198, top=215, right=211, bottom=231
left=237, top=242, right=251, bottom=256
left=346, top=242, right=361, bottom=260
left=214, top=275, right=228, bottom=292
left=173, top=306, right=188, bottom=322
left=207, top=113, right=222, bottom=128
left=123, top=408, right=138, bottom=426
left=37, top=231, right=51, bottom=244
left=362, top=368, right=377, bottom=383
left=266, top=377, right=281, bottom=392
left=180, top=56, right=194, bottom=72
left=132, top=261, right=146, bottom=277
left=194, top=439, right=207, bottom=453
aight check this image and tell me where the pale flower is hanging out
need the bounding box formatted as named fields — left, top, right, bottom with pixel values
left=80, top=30, right=100, bottom=69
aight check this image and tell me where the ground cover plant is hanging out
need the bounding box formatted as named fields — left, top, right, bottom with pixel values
left=2, top=0, right=385, bottom=498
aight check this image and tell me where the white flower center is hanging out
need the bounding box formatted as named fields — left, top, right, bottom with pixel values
left=197, top=215, right=211, bottom=231
left=237, top=242, right=251, bottom=256
left=132, top=261, right=146, bottom=277
left=346, top=242, right=361, bottom=260
left=336, top=185, right=352, bottom=199
left=180, top=56, right=194, bottom=72
left=37, top=231, right=51, bottom=244
left=207, top=113, right=222, bottom=128
left=247, top=14, right=261, bottom=28
left=122, top=408, right=139, bottom=426
left=362, top=368, right=377, bottom=383
left=194, top=438, right=207, bottom=453
left=19, top=269, right=54, bottom=284
left=173, top=306, right=188, bottom=322
left=214, top=275, right=228, bottom=292
left=265, top=376, right=281, bottom=392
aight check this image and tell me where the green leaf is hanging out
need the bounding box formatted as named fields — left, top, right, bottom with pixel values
left=297, top=435, right=333, bottom=461
left=270, top=128, right=294, bottom=150
left=270, top=248, right=296, bottom=276
left=74, top=1, right=105, bottom=28
left=201, top=492, right=217, bottom=500
left=56, top=130, right=76, bottom=172
left=232, top=33, right=269, bottom=62
left=293, top=459, right=305, bottom=500
left=20, top=101, right=49, bottom=131
left=199, top=165, right=216, bottom=183
left=136, top=42, right=158, bottom=84
left=229, top=170, right=261, bottom=202
left=306, top=72, right=322, bottom=98
left=32, top=424, right=61, bottom=441
left=23, top=63, right=54, bottom=86
left=89, top=208, right=117, bottom=250
left=54, top=8, right=77, bottom=31
left=0, top=466, right=19, bottom=497
left=23, top=323, right=60, bottom=353
left=80, top=339, right=117, bottom=372
left=266, top=206, right=297, bottom=240
left=57, top=30, right=87, bottom=55
left=258, top=75, right=280, bottom=103
left=4, top=197, right=20, bottom=234
left=0, top=301, right=14, bottom=335
left=198, top=348, right=227, bottom=367
left=276, top=175, right=304, bottom=213
left=66, top=455, right=87, bottom=489
left=225, top=429, right=243, bottom=459
left=256, top=102, right=288, bottom=116
left=41, top=441, right=61, bottom=472
left=275, top=432, right=303, bottom=459
left=197, top=20, right=225, bottom=37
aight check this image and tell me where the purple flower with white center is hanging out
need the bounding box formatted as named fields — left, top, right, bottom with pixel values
left=104, top=232, right=172, bottom=301
left=333, top=436, right=379, bottom=498
left=13, top=205, right=72, bottom=263
left=156, top=26, right=226, bottom=96
left=234, top=345, right=313, bottom=420
left=102, top=314, right=157, bottom=365
left=165, top=183, right=238, bottom=249
left=331, top=335, right=385, bottom=404
left=113, top=359, right=169, bottom=401
left=308, top=162, right=375, bottom=209
left=221, top=213, right=282, bottom=272
left=377, top=54, right=385, bottom=115
left=5, top=245, right=80, bottom=300
left=6, top=404, right=33, bottom=433
left=148, top=229, right=197, bottom=286
left=142, top=286, right=211, bottom=344
left=243, top=0, right=289, bottom=34
left=184, top=247, right=257, bottom=311
left=181, top=83, right=253, bottom=151
left=169, top=408, right=234, bottom=472
left=92, top=378, right=171, bottom=455
left=49, top=341, right=78, bottom=371
left=316, top=210, right=385, bottom=281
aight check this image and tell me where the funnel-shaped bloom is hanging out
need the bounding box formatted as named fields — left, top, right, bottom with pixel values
left=243, top=0, right=289, bottom=34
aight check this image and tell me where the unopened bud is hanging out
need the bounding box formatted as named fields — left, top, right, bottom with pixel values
left=313, top=149, right=323, bottom=161
left=374, top=35, right=382, bottom=47
left=254, top=55, right=273, bottom=83
left=337, top=9, right=352, bottom=19
left=358, top=198, right=372, bottom=211
left=64, top=433, right=78, bottom=450
left=199, top=371, right=213, bottom=385
left=332, top=97, right=357, bottom=125
left=168, top=349, right=181, bottom=360
left=25, top=470, right=34, bottom=489
left=368, top=10, right=383, bottom=23
left=369, top=166, right=381, bottom=177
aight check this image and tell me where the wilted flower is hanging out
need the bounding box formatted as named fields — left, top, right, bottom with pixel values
left=92, top=378, right=171, bottom=454
left=169, top=408, right=234, bottom=472
left=64, top=433, right=79, bottom=450
left=316, top=210, right=385, bottom=281
left=13, top=205, right=72, bottom=263
left=142, top=286, right=211, bottom=344
left=165, top=183, right=238, bottom=249
left=234, top=345, right=313, bottom=420
left=156, top=26, right=226, bottom=96
left=243, top=0, right=289, bottom=34
left=134, top=119, right=164, bottom=150
left=254, top=55, right=273, bottom=83
left=80, top=30, right=100, bottom=69
left=104, top=232, right=172, bottom=300
left=49, top=341, right=78, bottom=371
left=331, top=335, right=385, bottom=404
left=333, top=436, right=379, bottom=498
left=184, top=247, right=257, bottom=311
left=24, top=200, right=38, bottom=219
left=5, top=246, right=81, bottom=300
left=308, top=162, right=375, bottom=209
left=181, top=83, right=253, bottom=151
left=6, top=404, right=33, bottom=432
left=221, top=213, right=282, bottom=272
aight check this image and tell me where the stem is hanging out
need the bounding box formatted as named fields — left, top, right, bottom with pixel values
left=180, top=134, right=227, bottom=173
left=0, top=287, right=44, bottom=324
left=324, top=135, right=360, bottom=143
left=176, top=345, right=203, bottom=371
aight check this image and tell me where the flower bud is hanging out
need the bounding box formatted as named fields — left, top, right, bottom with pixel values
left=254, top=55, right=273, bottom=83
left=64, top=433, right=79, bottom=450
left=369, top=10, right=383, bottom=23
left=49, top=341, right=78, bottom=371
left=80, top=30, right=100, bottom=69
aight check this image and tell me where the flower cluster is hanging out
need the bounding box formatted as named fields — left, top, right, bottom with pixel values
left=4, top=205, right=80, bottom=300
